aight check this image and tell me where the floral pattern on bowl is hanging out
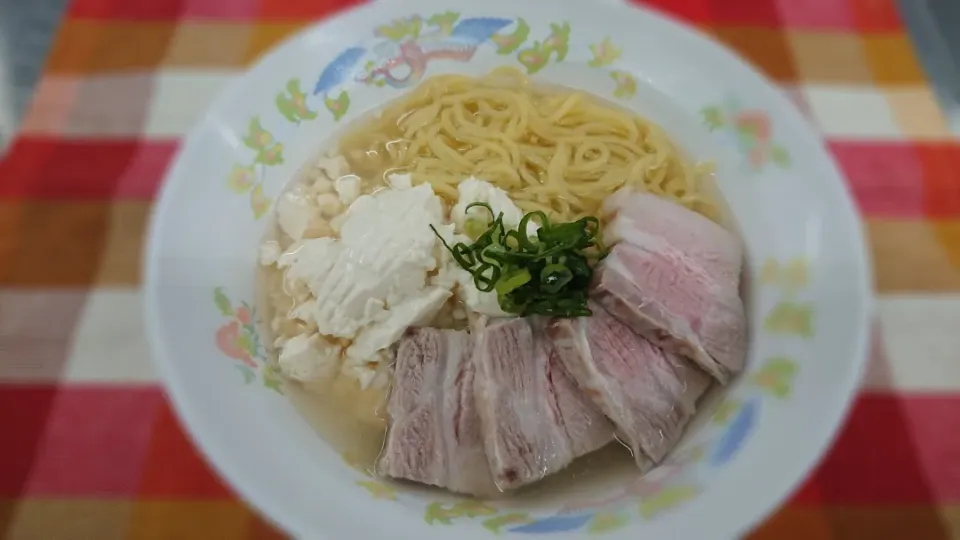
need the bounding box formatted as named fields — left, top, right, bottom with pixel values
left=213, top=287, right=283, bottom=394
left=701, top=98, right=791, bottom=170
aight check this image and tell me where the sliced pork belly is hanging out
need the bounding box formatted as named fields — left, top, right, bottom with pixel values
left=593, top=240, right=747, bottom=383
left=377, top=328, right=496, bottom=496
left=593, top=191, right=746, bottom=383
left=549, top=302, right=712, bottom=467
left=472, top=318, right=614, bottom=490
left=602, top=189, right=743, bottom=288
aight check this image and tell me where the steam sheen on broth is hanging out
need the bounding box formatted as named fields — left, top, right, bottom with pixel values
left=256, top=68, right=737, bottom=497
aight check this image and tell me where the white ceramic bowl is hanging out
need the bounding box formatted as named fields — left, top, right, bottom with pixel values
left=144, top=0, right=873, bottom=537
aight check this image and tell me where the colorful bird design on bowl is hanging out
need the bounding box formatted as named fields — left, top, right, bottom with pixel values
left=361, top=16, right=514, bottom=88
left=311, top=13, right=513, bottom=96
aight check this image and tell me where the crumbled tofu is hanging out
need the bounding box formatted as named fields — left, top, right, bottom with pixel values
left=347, top=286, right=452, bottom=361
left=267, top=171, right=541, bottom=387
left=278, top=333, right=342, bottom=382
left=272, top=184, right=449, bottom=382
left=311, top=177, right=335, bottom=194
left=259, top=240, right=281, bottom=266
left=289, top=299, right=318, bottom=325
left=316, top=193, right=342, bottom=218
left=277, top=238, right=340, bottom=307
left=330, top=212, right=348, bottom=234
left=341, top=349, right=392, bottom=390
left=451, top=177, right=539, bottom=237
left=276, top=188, right=326, bottom=241
left=316, top=155, right=348, bottom=178
left=387, top=173, right=413, bottom=190
left=335, top=175, right=362, bottom=205
left=305, top=154, right=347, bottom=196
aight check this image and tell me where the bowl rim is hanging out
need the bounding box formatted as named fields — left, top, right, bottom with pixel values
left=143, top=0, right=875, bottom=537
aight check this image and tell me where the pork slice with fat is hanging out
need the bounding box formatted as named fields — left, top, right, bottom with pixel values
left=596, top=190, right=747, bottom=383
left=602, top=189, right=743, bottom=288
left=377, top=328, right=496, bottom=496
left=549, top=302, right=713, bottom=468
left=472, top=318, right=614, bottom=491
left=592, top=240, right=747, bottom=384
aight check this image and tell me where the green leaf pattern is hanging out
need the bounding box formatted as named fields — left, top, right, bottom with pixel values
left=770, top=145, right=790, bottom=167
left=638, top=485, right=699, bottom=519
left=588, top=37, right=622, bottom=68
left=751, top=357, right=799, bottom=399
left=712, top=398, right=742, bottom=425
left=376, top=16, right=423, bottom=41
left=492, top=18, right=530, bottom=55
left=701, top=106, right=724, bottom=131
left=699, top=100, right=790, bottom=170
left=213, top=287, right=233, bottom=316
left=482, top=513, right=533, bottom=534
left=356, top=480, right=397, bottom=500
left=764, top=301, right=814, bottom=337
left=262, top=363, right=284, bottom=395
left=226, top=164, right=256, bottom=194
left=425, top=501, right=497, bottom=525
left=324, top=91, right=351, bottom=122
left=427, top=11, right=460, bottom=35
left=236, top=365, right=256, bottom=384
left=517, top=22, right=570, bottom=74
left=276, top=78, right=319, bottom=123
left=610, top=70, right=637, bottom=99
left=588, top=512, right=630, bottom=533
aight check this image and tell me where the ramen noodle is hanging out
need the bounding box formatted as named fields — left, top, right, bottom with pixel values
left=339, top=67, right=718, bottom=222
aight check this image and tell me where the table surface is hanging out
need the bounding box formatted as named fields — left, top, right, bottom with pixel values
left=2, top=0, right=960, bottom=538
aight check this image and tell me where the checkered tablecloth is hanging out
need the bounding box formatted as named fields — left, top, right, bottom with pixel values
left=2, top=0, right=959, bottom=538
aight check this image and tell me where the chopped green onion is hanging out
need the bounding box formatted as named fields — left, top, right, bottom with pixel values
left=495, top=268, right=532, bottom=296
left=430, top=207, right=608, bottom=318
left=464, top=218, right=487, bottom=240
left=473, top=263, right=500, bottom=292
left=541, top=264, right=573, bottom=294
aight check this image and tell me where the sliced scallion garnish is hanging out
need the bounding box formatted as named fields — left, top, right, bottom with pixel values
left=430, top=204, right=607, bottom=318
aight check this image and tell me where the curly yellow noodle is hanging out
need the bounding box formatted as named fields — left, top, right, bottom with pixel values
left=337, top=67, right=718, bottom=222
